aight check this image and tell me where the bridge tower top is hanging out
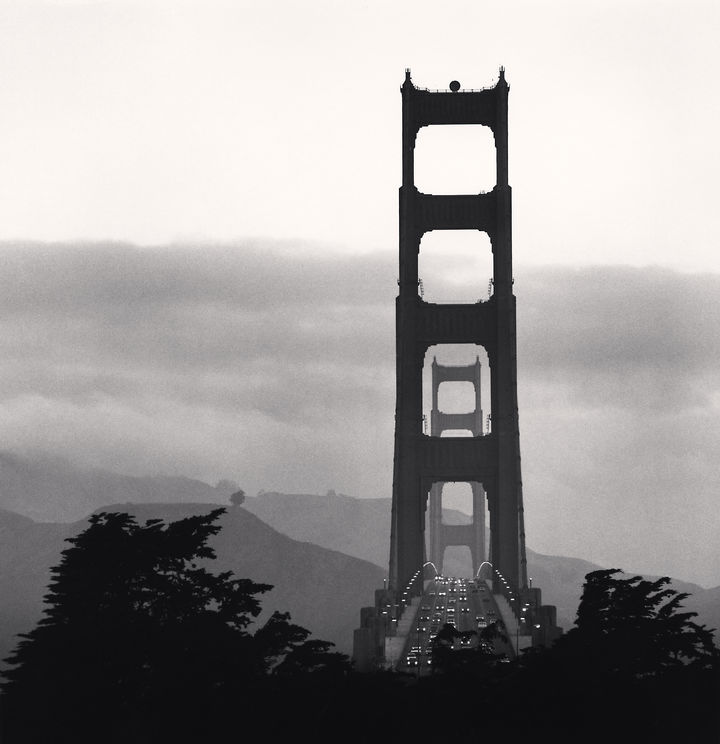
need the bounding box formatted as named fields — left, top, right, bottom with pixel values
left=400, top=68, right=509, bottom=192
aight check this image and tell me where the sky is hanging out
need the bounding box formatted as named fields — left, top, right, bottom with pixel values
left=0, top=0, right=719, bottom=586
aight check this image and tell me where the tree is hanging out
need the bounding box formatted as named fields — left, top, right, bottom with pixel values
left=557, top=569, right=718, bottom=677
left=1, top=508, right=347, bottom=743
left=430, top=619, right=510, bottom=675
left=505, top=569, right=720, bottom=744
left=430, top=622, right=459, bottom=670
left=229, top=488, right=246, bottom=506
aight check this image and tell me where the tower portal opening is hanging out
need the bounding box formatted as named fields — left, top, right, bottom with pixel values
left=441, top=481, right=473, bottom=521
left=423, top=344, right=491, bottom=434
left=415, top=124, right=496, bottom=194
left=442, top=546, right=474, bottom=579
left=418, top=230, right=493, bottom=304
left=438, top=381, right=475, bottom=413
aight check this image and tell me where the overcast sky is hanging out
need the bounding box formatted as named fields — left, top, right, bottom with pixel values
left=1, top=0, right=719, bottom=586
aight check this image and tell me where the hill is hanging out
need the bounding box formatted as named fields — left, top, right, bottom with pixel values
left=0, top=451, right=229, bottom=522
left=243, top=490, right=471, bottom=576
left=243, top=491, right=720, bottom=634
left=0, top=453, right=716, bottom=648
left=0, top=503, right=384, bottom=667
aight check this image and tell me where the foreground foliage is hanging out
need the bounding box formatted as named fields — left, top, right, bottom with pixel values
left=1, top=518, right=717, bottom=743
left=0, top=509, right=348, bottom=743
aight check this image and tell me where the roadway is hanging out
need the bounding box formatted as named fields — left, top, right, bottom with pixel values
left=397, top=577, right=514, bottom=673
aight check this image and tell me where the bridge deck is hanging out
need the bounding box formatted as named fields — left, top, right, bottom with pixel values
left=390, top=577, right=531, bottom=673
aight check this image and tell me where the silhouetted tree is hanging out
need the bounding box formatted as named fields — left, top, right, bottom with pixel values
left=479, top=619, right=508, bottom=648
left=229, top=488, right=246, bottom=506
left=505, top=569, right=720, bottom=743
left=0, top=508, right=347, bottom=743
left=555, top=568, right=718, bottom=677
left=430, top=622, right=459, bottom=670
left=430, top=618, right=511, bottom=676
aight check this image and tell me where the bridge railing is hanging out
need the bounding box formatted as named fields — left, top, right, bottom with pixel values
left=391, top=562, right=442, bottom=631
left=411, top=84, right=497, bottom=94
left=492, top=566, right=531, bottom=628
left=491, top=566, right=554, bottom=642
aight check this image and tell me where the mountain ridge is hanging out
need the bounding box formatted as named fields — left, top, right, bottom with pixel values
left=0, top=453, right=716, bottom=653
left=242, top=490, right=720, bottom=634
left=0, top=501, right=384, bottom=666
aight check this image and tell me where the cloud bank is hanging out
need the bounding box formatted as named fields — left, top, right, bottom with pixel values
left=1, top=242, right=718, bottom=586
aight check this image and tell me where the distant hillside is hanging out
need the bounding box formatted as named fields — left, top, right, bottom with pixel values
left=243, top=491, right=720, bottom=635
left=0, top=453, right=716, bottom=649
left=0, top=451, right=231, bottom=522
left=243, top=490, right=470, bottom=577
left=0, top=503, right=384, bottom=666
left=0, top=508, right=77, bottom=665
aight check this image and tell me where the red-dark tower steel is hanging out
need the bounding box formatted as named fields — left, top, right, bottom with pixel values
left=389, top=68, right=528, bottom=597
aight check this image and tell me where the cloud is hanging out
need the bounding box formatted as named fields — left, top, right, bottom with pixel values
left=0, top=242, right=718, bottom=585
left=519, top=266, right=720, bottom=411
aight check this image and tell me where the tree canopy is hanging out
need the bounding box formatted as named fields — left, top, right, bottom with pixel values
left=553, top=568, right=719, bottom=677
left=229, top=488, right=246, bottom=506
left=1, top=520, right=718, bottom=744
left=0, top=508, right=348, bottom=743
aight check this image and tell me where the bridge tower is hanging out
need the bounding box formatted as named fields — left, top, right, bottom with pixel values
left=388, top=68, right=527, bottom=599
left=427, top=356, right=486, bottom=575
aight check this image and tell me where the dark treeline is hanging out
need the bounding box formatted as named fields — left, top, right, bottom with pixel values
left=1, top=510, right=718, bottom=743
